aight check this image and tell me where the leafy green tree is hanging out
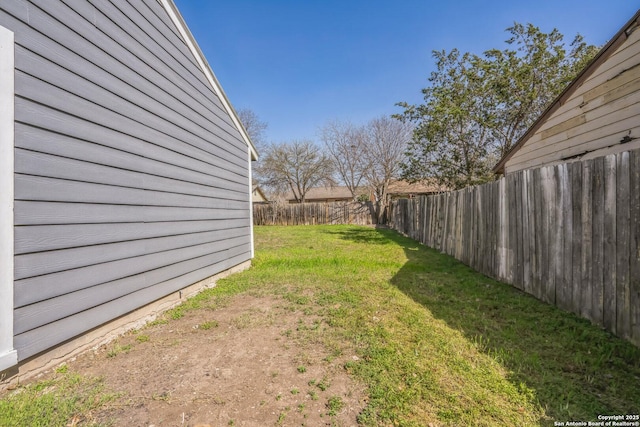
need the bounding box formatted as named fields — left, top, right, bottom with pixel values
left=398, top=49, right=496, bottom=190
left=485, top=23, right=599, bottom=157
left=397, top=23, right=598, bottom=190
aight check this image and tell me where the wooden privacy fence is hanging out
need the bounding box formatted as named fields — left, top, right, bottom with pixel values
left=253, top=201, right=376, bottom=226
left=390, top=149, right=640, bottom=346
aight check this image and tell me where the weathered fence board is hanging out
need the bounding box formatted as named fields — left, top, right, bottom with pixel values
left=603, top=155, right=618, bottom=332
left=617, top=151, right=630, bottom=339
left=592, top=157, right=605, bottom=326
left=253, top=201, right=375, bottom=226
left=533, top=167, right=544, bottom=300
left=522, top=170, right=532, bottom=294
left=581, top=160, right=594, bottom=320
left=570, top=161, right=583, bottom=316
left=630, top=151, right=640, bottom=344
left=390, top=148, right=640, bottom=347
left=559, top=163, right=572, bottom=312
left=543, top=166, right=556, bottom=304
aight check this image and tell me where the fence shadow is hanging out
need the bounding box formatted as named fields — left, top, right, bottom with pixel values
left=321, top=225, right=392, bottom=245
left=335, top=226, right=640, bottom=421
left=390, top=150, right=640, bottom=348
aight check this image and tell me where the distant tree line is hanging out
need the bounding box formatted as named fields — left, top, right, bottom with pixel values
left=250, top=116, right=411, bottom=223
left=240, top=21, right=599, bottom=216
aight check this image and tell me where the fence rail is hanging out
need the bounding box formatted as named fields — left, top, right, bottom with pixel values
left=253, top=201, right=376, bottom=226
left=390, top=149, right=640, bottom=346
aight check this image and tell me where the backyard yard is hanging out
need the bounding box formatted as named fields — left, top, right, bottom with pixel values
left=1, top=225, right=639, bottom=426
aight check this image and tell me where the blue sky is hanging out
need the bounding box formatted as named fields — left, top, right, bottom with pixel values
left=173, top=0, right=638, bottom=145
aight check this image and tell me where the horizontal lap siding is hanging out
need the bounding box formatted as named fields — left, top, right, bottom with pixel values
left=15, top=219, right=249, bottom=253
left=0, top=1, right=252, bottom=359
left=14, top=240, right=250, bottom=328
left=14, top=228, right=249, bottom=280
left=14, top=252, right=249, bottom=359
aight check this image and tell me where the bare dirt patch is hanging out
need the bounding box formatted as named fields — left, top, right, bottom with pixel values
left=65, top=294, right=366, bottom=426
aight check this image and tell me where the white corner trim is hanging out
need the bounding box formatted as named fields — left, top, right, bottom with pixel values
left=248, top=148, right=255, bottom=258
left=0, top=24, right=17, bottom=372
left=160, top=0, right=258, bottom=161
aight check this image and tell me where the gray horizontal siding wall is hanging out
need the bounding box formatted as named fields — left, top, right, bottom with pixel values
left=0, top=0, right=253, bottom=360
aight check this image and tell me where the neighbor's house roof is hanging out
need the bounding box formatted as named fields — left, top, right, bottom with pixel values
left=285, top=180, right=446, bottom=202
left=252, top=185, right=268, bottom=203
left=161, top=0, right=258, bottom=161
left=387, top=179, right=447, bottom=196
left=493, top=9, right=640, bottom=174
left=285, top=186, right=360, bottom=202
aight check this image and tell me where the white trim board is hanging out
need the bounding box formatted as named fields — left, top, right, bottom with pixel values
left=0, top=24, right=17, bottom=372
left=248, top=147, right=255, bottom=258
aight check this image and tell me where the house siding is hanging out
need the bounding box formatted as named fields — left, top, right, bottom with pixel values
left=0, top=1, right=252, bottom=360
left=504, top=25, right=640, bottom=174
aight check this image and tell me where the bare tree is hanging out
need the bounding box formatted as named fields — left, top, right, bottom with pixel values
left=320, top=120, right=369, bottom=200
left=237, top=108, right=269, bottom=195
left=362, top=116, right=412, bottom=222
left=257, top=140, right=334, bottom=203
left=236, top=108, right=268, bottom=151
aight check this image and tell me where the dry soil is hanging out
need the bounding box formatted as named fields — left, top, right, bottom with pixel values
left=64, top=294, right=367, bottom=427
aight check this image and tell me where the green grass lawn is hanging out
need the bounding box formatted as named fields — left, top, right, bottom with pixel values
left=238, top=226, right=640, bottom=426
left=2, top=225, right=639, bottom=426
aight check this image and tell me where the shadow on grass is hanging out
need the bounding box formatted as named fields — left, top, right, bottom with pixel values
left=336, top=226, right=640, bottom=423
left=321, top=225, right=394, bottom=245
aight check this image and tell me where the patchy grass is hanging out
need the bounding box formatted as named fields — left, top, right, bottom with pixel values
left=106, top=342, right=132, bottom=358
left=0, top=370, right=118, bottom=427
left=135, top=334, right=150, bottom=343
left=199, top=320, right=219, bottom=330
left=327, top=395, right=345, bottom=416
left=2, top=225, right=638, bottom=426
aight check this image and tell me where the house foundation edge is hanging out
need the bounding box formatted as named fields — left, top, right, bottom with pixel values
left=0, top=260, right=251, bottom=390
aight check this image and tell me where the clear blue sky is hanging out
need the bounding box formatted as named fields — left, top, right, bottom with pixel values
left=173, top=0, right=638, bottom=145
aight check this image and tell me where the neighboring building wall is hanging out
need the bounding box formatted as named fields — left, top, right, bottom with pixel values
left=252, top=186, right=268, bottom=203
left=0, top=1, right=252, bottom=362
left=504, top=25, right=640, bottom=174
